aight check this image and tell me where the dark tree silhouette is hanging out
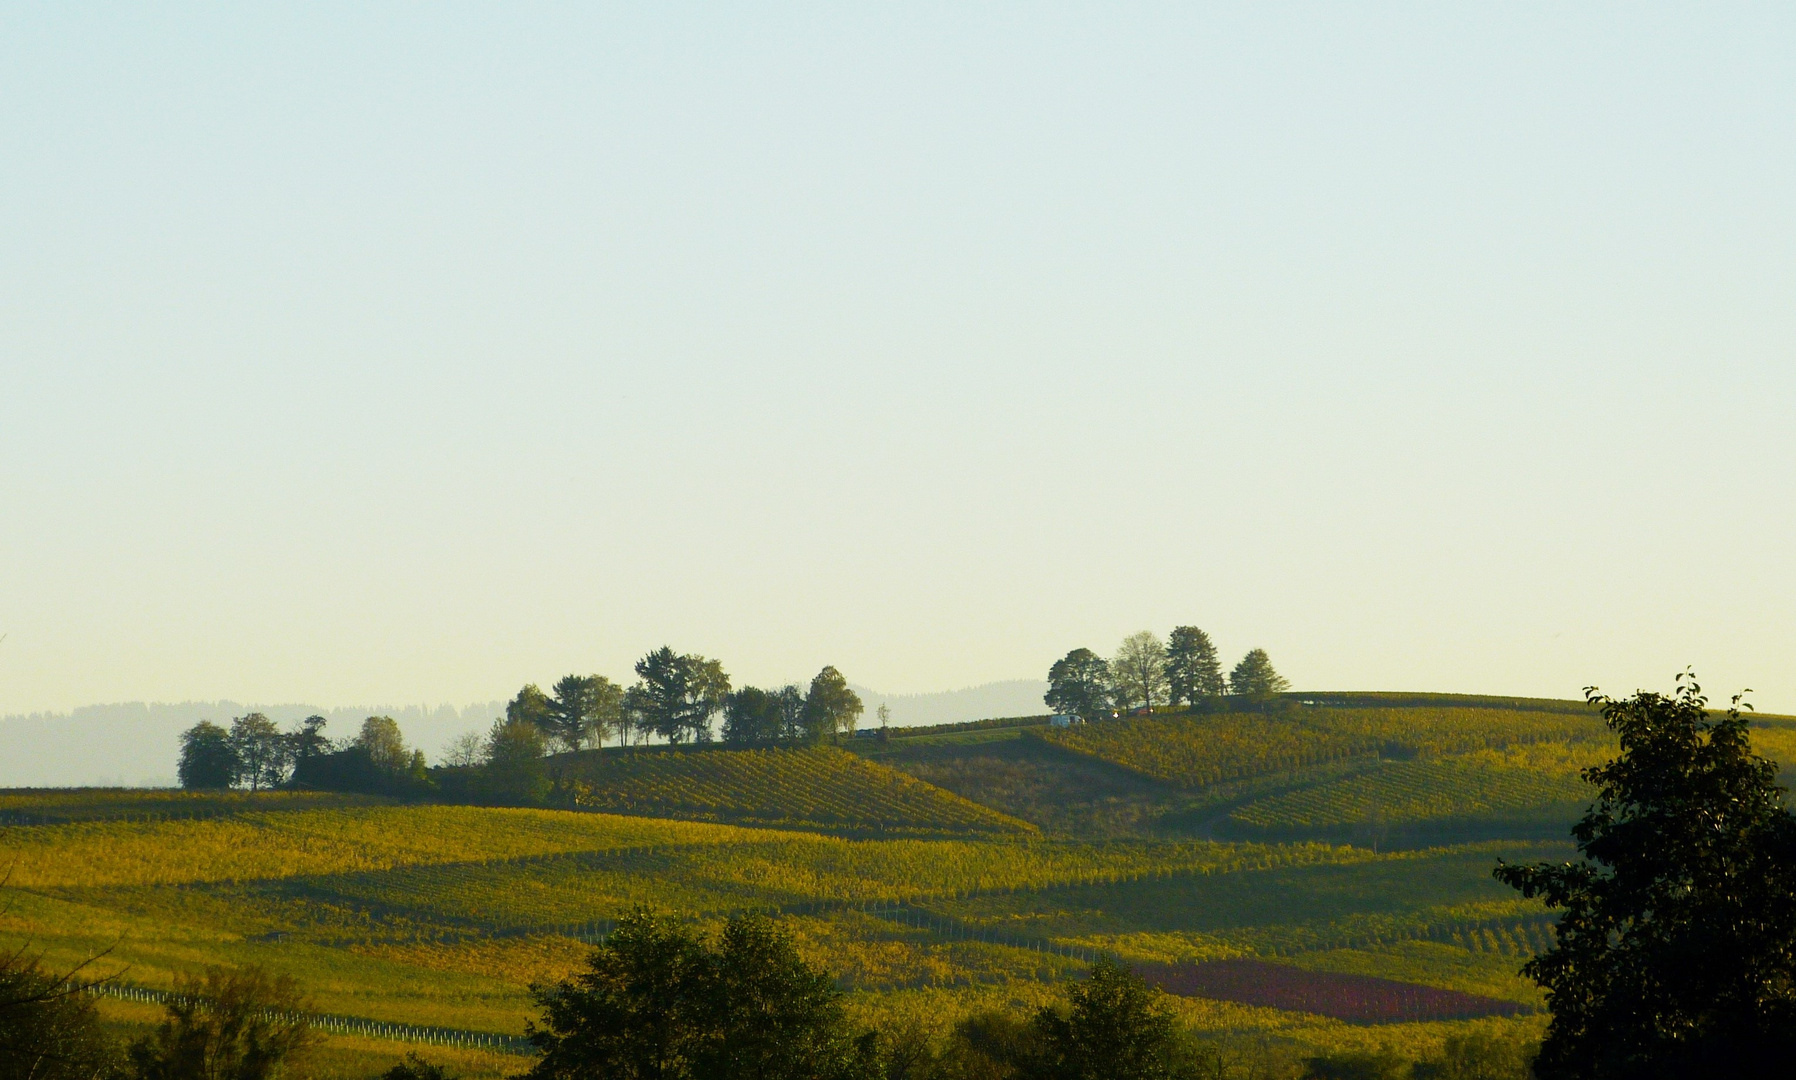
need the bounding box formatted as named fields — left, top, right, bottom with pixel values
left=128, top=966, right=315, bottom=1080
left=523, top=909, right=870, bottom=1080
left=1495, top=675, right=1796, bottom=1079
left=177, top=721, right=238, bottom=790
left=1165, top=626, right=1225, bottom=709
left=1045, top=649, right=1112, bottom=722
left=1028, top=959, right=1211, bottom=1080
left=0, top=945, right=121, bottom=1080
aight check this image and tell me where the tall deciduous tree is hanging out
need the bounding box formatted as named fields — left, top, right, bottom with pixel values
left=547, top=675, right=625, bottom=753
left=1111, top=632, right=1169, bottom=711
left=482, top=715, right=550, bottom=805
left=507, top=684, right=556, bottom=736
left=229, top=713, right=287, bottom=791
left=723, top=687, right=782, bottom=746
left=178, top=721, right=238, bottom=790
left=1164, top=627, right=1225, bottom=709
left=802, top=667, right=863, bottom=744
left=1045, top=649, right=1113, bottom=722
left=1228, top=649, right=1289, bottom=706
left=627, top=649, right=732, bottom=745
left=287, top=715, right=330, bottom=764
left=1494, top=676, right=1796, bottom=1079
left=356, top=716, right=410, bottom=772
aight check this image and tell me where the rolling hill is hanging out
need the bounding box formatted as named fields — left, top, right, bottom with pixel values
left=14, top=691, right=1795, bottom=1074
left=553, top=744, right=1032, bottom=835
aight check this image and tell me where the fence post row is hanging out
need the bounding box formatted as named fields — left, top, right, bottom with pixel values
left=86, top=982, right=532, bottom=1055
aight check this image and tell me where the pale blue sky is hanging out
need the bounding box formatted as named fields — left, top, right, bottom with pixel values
left=3, top=4, right=1793, bottom=714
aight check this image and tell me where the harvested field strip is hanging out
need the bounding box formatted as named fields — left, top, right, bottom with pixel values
left=1137, top=959, right=1525, bottom=1023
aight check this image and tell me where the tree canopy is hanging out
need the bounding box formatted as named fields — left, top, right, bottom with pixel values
left=1228, top=649, right=1288, bottom=705
left=1110, top=632, right=1168, bottom=711
left=1045, top=648, right=1112, bottom=722
left=1164, top=626, right=1224, bottom=708
left=803, top=666, right=863, bottom=743
left=177, top=721, right=238, bottom=790
left=546, top=674, right=625, bottom=752
left=128, top=966, right=315, bottom=1080
left=628, top=648, right=732, bottom=744
left=1494, top=675, right=1796, bottom=1079
left=523, top=909, right=871, bottom=1080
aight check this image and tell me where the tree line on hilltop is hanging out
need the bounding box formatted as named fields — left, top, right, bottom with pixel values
left=174, top=647, right=866, bottom=800
left=1045, top=627, right=1290, bottom=722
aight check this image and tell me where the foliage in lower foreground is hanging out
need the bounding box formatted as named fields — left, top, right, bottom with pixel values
left=524, top=911, right=1222, bottom=1080
left=1497, top=677, right=1796, bottom=1079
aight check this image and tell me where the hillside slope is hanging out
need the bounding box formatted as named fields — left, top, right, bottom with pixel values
left=556, top=744, right=1033, bottom=835
left=852, top=729, right=1197, bottom=837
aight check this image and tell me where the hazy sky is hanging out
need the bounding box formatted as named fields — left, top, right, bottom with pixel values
left=3, top=4, right=1793, bottom=715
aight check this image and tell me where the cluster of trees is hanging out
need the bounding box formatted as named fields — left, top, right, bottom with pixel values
left=177, top=713, right=428, bottom=796
left=175, top=648, right=865, bottom=802
left=492, top=651, right=866, bottom=754
left=1045, top=628, right=1289, bottom=721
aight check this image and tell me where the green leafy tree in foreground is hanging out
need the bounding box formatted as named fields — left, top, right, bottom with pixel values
left=524, top=909, right=870, bottom=1080
left=0, top=949, right=121, bottom=1080
left=1228, top=649, right=1289, bottom=706
left=1110, top=632, right=1168, bottom=711
left=128, top=966, right=314, bottom=1080
left=1029, top=959, right=1210, bottom=1080
left=803, top=666, right=864, bottom=744
left=1045, top=649, right=1112, bottom=722
left=177, top=721, right=238, bottom=790
left=378, top=1054, right=455, bottom=1080
left=1495, top=675, right=1796, bottom=1079
left=1164, top=626, right=1225, bottom=709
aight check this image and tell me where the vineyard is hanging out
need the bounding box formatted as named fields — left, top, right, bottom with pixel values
left=1039, top=705, right=1608, bottom=790
left=854, top=729, right=1188, bottom=837
left=1223, top=759, right=1591, bottom=839
left=1136, top=959, right=1523, bottom=1023
left=0, top=804, right=751, bottom=887
left=559, top=745, right=1029, bottom=834
left=3, top=693, right=1672, bottom=1072
left=0, top=787, right=390, bottom=824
